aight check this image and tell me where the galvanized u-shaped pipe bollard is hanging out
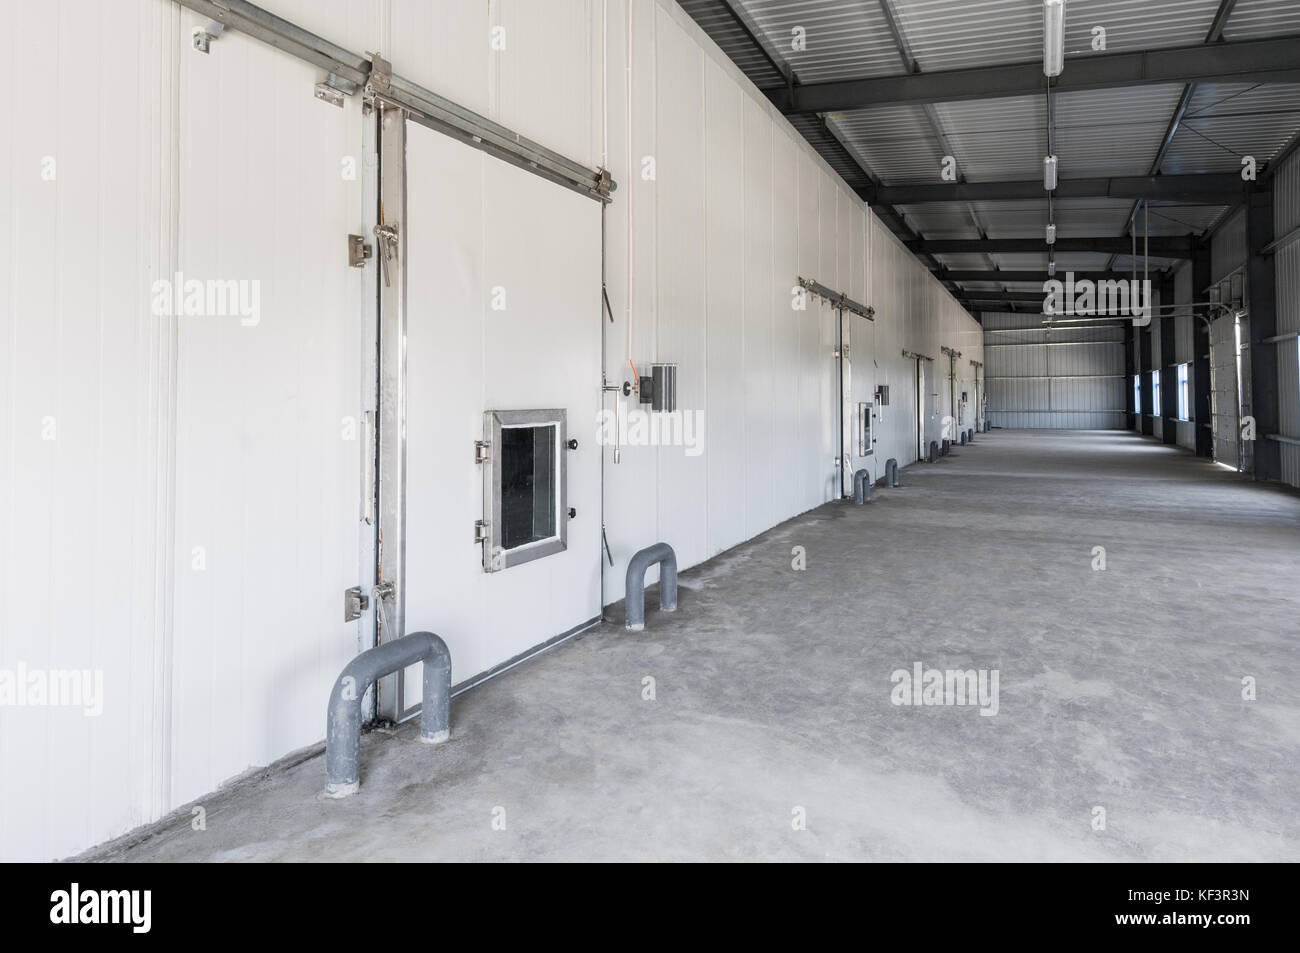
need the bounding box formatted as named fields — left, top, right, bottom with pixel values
left=928, top=440, right=938, bottom=463
left=325, top=631, right=451, bottom=798
left=852, top=469, right=872, bottom=504
left=885, top=458, right=899, bottom=487
left=625, top=543, right=678, bottom=631
left=959, top=431, right=967, bottom=445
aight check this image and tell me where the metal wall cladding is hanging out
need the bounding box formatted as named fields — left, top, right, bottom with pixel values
left=1212, top=207, right=1248, bottom=282
left=983, top=311, right=1126, bottom=428
left=1274, top=149, right=1300, bottom=487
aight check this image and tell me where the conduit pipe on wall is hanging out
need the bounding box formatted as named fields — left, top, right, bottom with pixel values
left=852, top=469, right=873, bottom=504
left=625, top=543, right=678, bottom=631
left=325, top=632, right=451, bottom=798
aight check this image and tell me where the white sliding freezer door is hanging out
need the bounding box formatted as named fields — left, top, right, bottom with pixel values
left=398, top=119, right=602, bottom=706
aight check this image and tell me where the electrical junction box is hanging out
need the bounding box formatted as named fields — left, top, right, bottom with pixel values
left=639, top=363, right=677, bottom=412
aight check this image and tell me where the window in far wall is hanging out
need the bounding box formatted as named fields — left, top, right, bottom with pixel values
left=1177, top=363, right=1190, bottom=421
left=1152, top=369, right=1161, bottom=417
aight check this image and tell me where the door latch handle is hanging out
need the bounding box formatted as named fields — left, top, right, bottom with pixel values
left=373, top=223, right=399, bottom=287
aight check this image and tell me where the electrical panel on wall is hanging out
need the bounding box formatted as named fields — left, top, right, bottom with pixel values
left=637, top=362, right=678, bottom=412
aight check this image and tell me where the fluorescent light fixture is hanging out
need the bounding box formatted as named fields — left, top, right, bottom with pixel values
left=1045, top=223, right=1057, bottom=245
left=1043, top=155, right=1058, bottom=191
left=1048, top=259, right=1057, bottom=277
left=1043, top=0, right=1065, bottom=77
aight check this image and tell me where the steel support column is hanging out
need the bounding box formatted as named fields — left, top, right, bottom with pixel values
left=1192, top=239, right=1214, bottom=456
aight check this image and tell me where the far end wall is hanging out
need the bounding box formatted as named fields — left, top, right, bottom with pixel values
left=982, top=311, right=1127, bottom=430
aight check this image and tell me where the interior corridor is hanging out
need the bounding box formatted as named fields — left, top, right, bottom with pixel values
left=85, top=431, right=1300, bottom=862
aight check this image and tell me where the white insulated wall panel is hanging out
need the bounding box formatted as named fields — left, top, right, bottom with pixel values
left=0, top=0, right=178, bottom=862
left=169, top=14, right=366, bottom=807
left=742, top=95, right=777, bottom=540
left=654, top=11, right=710, bottom=573
left=704, top=58, right=749, bottom=556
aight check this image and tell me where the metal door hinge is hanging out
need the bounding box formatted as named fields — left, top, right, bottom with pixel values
left=474, top=440, right=491, bottom=464
left=344, top=586, right=370, bottom=622
left=349, top=234, right=372, bottom=267
left=473, top=520, right=490, bottom=544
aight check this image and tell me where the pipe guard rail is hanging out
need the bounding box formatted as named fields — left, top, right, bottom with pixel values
left=325, top=631, right=451, bottom=798
left=852, top=469, right=873, bottom=504
left=626, top=543, right=678, bottom=631
left=885, top=458, right=900, bottom=487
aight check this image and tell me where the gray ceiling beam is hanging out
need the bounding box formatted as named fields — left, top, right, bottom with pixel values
left=872, top=173, right=1244, bottom=205
left=910, top=237, right=1194, bottom=256
left=939, top=270, right=1163, bottom=283
left=961, top=293, right=1062, bottom=304
left=959, top=291, right=1154, bottom=304
left=766, top=35, right=1300, bottom=113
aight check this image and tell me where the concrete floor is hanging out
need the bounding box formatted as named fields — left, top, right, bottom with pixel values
left=85, top=430, right=1300, bottom=862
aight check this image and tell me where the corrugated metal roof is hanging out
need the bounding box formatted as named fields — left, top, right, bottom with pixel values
left=1161, top=83, right=1300, bottom=173
left=677, top=0, right=789, bottom=86
left=1221, top=0, right=1300, bottom=40
left=828, top=104, right=944, bottom=184
left=739, top=0, right=905, bottom=81
left=675, top=0, right=1300, bottom=311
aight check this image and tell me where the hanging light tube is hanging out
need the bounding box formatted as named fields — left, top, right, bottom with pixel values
left=1043, top=0, right=1066, bottom=77
left=1043, top=155, right=1058, bottom=191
